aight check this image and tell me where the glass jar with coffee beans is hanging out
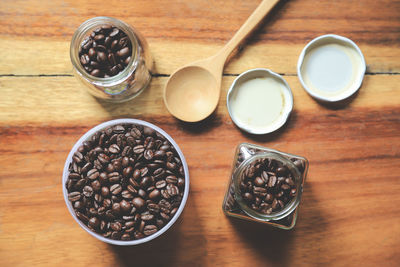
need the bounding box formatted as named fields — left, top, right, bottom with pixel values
left=70, top=17, right=153, bottom=102
left=222, top=143, right=308, bottom=229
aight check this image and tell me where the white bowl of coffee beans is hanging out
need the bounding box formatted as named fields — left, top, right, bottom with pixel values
left=62, top=119, right=189, bottom=245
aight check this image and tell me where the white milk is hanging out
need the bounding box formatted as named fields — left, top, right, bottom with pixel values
left=230, top=77, right=285, bottom=131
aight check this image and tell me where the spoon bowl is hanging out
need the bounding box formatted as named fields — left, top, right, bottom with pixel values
left=163, top=0, right=281, bottom=122
left=164, top=66, right=220, bottom=122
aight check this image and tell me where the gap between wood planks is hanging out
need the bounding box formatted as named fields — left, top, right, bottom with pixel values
left=0, top=72, right=399, bottom=78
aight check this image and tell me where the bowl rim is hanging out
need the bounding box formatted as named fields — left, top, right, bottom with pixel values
left=62, top=118, right=190, bottom=246
left=226, top=68, right=294, bottom=135
left=297, top=34, right=366, bottom=102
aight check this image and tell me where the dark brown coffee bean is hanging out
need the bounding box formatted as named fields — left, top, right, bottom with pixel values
left=276, top=166, right=288, bottom=176
left=133, top=145, right=145, bottom=154
left=149, top=189, right=161, bottom=200
left=143, top=225, right=157, bottom=236
left=117, top=47, right=130, bottom=58
left=87, top=168, right=99, bottom=180
left=101, top=186, right=110, bottom=197
left=268, top=176, right=277, bottom=188
left=254, top=176, right=264, bottom=187
left=91, top=180, right=101, bottom=192
left=112, top=202, right=121, bottom=215
left=120, top=200, right=131, bottom=214
left=68, top=172, right=81, bottom=181
left=88, top=47, right=96, bottom=59
left=166, top=184, right=179, bottom=197
left=110, top=28, right=119, bottom=37
left=293, top=159, right=304, bottom=171
left=166, top=176, right=178, bottom=184
left=83, top=186, right=94, bottom=197
left=141, top=213, right=154, bottom=221
left=122, top=156, right=130, bottom=167
left=132, top=197, right=145, bottom=210
left=121, top=190, right=133, bottom=199
left=108, top=172, right=120, bottom=183
left=80, top=54, right=90, bottom=65
left=121, top=233, right=130, bottom=240
left=110, top=222, right=122, bottom=231
left=124, top=56, right=131, bottom=65
left=144, top=150, right=154, bottom=160
left=290, top=188, right=297, bottom=197
left=99, top=172, right=108, bottom=184
left=111, top=39, right=119, bottom=51
left=68, top=192, right=81, bottom=202
left=88, top=217, right=100, bottom=230
left=108, top=144, right=120, bottom=154
left=110, top=184, right=122, bottom=195
left=155, top=180, right=166, bottom=189
left=97, top=153, right=109, bottom=164
left=123, top=166, right=133, bottom=177
left=243, top=192, right=253, bottom=203
left=127, top=184, right=138, bottom=194
left=140, top=176, right=152, bottom=189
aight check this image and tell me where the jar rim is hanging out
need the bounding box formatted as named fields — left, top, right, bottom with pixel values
left=70, top=16, right=139, bottom=86
left=233, top=151, right=303, bottom=221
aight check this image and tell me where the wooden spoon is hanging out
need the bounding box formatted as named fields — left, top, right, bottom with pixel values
left=163, top=0, right=281, bottom=122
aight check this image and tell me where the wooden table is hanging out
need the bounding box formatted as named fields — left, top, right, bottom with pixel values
left=1, top=0, right=399, bottom=266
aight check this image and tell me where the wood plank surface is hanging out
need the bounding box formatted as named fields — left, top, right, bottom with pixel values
left=0, top=0, right=400, bottom=266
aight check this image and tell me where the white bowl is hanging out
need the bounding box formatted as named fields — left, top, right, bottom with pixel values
left=62, top=118, right=190, bottom=246
left=297, top=34, right=366, bottom=102
left=227, top=68, right=293, bottom=135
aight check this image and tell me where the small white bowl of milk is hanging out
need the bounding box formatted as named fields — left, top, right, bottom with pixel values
left=227, top=68, right=293, bottom=135
left=297, top=34, right=366, bottom=102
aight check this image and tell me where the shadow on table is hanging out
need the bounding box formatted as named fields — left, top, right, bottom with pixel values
left=228, top=180, right=326, bottom=267
left=109, top=193, right=206, bottom=267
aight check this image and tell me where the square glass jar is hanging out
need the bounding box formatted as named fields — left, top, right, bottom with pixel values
left=222, top=143, right=309, bottom=230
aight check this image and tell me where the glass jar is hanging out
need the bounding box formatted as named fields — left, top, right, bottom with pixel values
left=222, top=143, right=309, bottom=230
left=70, top=17, right=153, bottom=102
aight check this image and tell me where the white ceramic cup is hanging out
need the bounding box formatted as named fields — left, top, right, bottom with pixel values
left=62, top=118, right=190, bottom=246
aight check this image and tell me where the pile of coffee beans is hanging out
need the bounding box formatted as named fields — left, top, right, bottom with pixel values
left=239, top=157, right=300, bottom=215
left=65, top=123, right=185, bottom=241
left=79, top=25, right=133, bottom=78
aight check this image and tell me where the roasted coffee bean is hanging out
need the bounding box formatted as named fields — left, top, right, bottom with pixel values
left=110, top=184, right=122, bottom=195
left=108, top=172, right=120, bottom=183
left=121, top=190, right=133, bottom=199
left=83, top=186, right=94, bottom=197
left=243, top=192, right=253, bottom=203
left=155, top=180, right=167, bottom=189
left=268, top=176, right=277, bottom=188
left=143, top=225, right=158, bottom=236
left=254, top=177, right=264, bottom=187
left=166, top=184, right=179, bottom=197
left=68, top=192, right=81, bottom=202
left=166, top=176, right=178, bottom=184
left=88, top=217, right=100, bottom=230
left=123, top=166, right=133, bottom=177
left=120, top=200, right=131, bottom=214
left=132, top=197, right=145, bottom=210
left=87, top=168, right=99, bottom=180
left=149, top=189, right=161, bottom=200
left=91, top=180, right=101, bottom=192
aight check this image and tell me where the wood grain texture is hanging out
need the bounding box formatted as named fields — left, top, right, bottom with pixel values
left=0, top=0, right=400, bottom=266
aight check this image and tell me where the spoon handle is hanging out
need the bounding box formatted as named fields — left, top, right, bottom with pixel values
left=215, top=0, right=281, bottom=64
